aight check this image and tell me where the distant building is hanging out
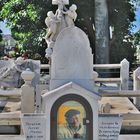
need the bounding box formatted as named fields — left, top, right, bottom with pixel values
left=136, top=45, right=140, bottom=62
left=2, top=34, right=16, bottom=54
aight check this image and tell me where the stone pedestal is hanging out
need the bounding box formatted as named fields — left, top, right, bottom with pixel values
left=50, top=27, right=94, bottom=91
left=133, top=67, right=140, bottom=109
left=21, top=68, right=35, bottom=113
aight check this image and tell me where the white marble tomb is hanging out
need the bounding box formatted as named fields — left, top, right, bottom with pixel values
left=50, top=27, right=94, bottom=91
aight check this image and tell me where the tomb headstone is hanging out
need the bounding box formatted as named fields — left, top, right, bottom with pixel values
left=21, top=114, right=47, bottom=140
left=42, top=1, right=100, bottom=140
left=99, top=114, right=123, bottom=140
left=50, top=27, right=94, bottom=91
left=42, top=82, right=101, bottom=140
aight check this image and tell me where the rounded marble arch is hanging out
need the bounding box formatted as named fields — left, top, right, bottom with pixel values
left=50, top=94, right=93, bottom=140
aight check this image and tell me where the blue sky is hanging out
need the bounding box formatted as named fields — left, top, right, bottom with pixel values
left=132, top=7, right=140, bottom=33
left=0, top=6, right=140, bottom=34
left=0, top=21, right=11, bottom=34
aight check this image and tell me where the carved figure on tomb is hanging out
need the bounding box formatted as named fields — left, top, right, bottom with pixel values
left=62, top=4, right=77, bottom=27
left=45, top=11, right=60, bottom=42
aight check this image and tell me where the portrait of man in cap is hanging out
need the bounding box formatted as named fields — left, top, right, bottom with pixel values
left=58, top=109, right=85, bottom=139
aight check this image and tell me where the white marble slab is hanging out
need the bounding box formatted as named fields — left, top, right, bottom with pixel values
left=0, top=135, right=140, bottom=140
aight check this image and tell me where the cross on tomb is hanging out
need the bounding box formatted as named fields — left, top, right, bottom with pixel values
left=51, top=0, right=69, bottom=31
left=52, top=0, right=69, bottom=5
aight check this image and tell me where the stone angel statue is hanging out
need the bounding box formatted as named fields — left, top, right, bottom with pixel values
left=44, top=11, right=61, bottom=42
left=62, top=4, right=77, bottom=27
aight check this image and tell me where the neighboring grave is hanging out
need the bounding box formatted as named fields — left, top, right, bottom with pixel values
left=0, top=59, right=40, bottom=88
left=99, top=114, right=123, bottom=140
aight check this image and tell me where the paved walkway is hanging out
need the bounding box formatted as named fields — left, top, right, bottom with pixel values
left=0, top=135, right=140, bottom=140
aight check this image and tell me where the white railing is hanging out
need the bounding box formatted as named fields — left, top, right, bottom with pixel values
left=40, top=64, right=50, bottom=70
left=133, top=67, right=140, bottom=110
left=0, top=89, right=21, bottom=97
left=93, top=59, right=129, bottom=90
left=40, top=59, right=130, bottom=90
left=0, top=66, right=140, bottom=131
left=99, top=89, right=140, bottom=97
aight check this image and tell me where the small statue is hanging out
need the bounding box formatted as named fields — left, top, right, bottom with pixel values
left=62, top=4, right=77, bottom=27
left=44, top=1, right=77, bottom=59
left=55, top=0, right=64, bottom=21
left=55, top=0, right=69, bottom=19
left=45, top=11, right=60, bottom=42
left=45, top=41, right=54, bottom=58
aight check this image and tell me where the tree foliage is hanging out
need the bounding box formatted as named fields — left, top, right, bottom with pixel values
left=0, top=0, right=138, bottom=64
left=0, top=29, right=2, bottom=42
left=0, top=17, right=3, bottom=42
left=0, top=0, right=49, bottom=62
left=0, top=41, right=4, bottom=57
left=0, top=18, right=3, bottom=56
left=107, top=0, right=137, bottom=65
left=133, top=30, right=140, bottom=46
left=0, top=0, right=95, bottom=62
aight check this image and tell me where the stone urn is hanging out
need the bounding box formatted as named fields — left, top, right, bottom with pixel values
left=21, top=68, right=35, bottom=85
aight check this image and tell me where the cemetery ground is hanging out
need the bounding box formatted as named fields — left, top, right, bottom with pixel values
left=1, top=135, right=140, bottom=140
left=0, top=81, right=140, bottom=140
left=0, top=61, right=140, bottom=140
left=0, top=1, right=140, bottom=139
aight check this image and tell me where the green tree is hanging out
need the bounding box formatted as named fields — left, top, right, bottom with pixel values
left=0, top=18, right=3, bottom=57
left=0, top=0, right=95, bottom=62
left=0, top=3, right=3, bottom=41
left=0, top=0, right=48, bottom=62
left=107, top=0, right=137, bottom=65
left=0, top=29, right=2, bottom=42
left=133, top=30, right=140, bottom=46
left=132, top=30, right=140, bottom=62
left=0, top=0, right=137, bottom=64
left=0, top=41, right=4, bottom=57
left=0, top=18, right=3, bottom=42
